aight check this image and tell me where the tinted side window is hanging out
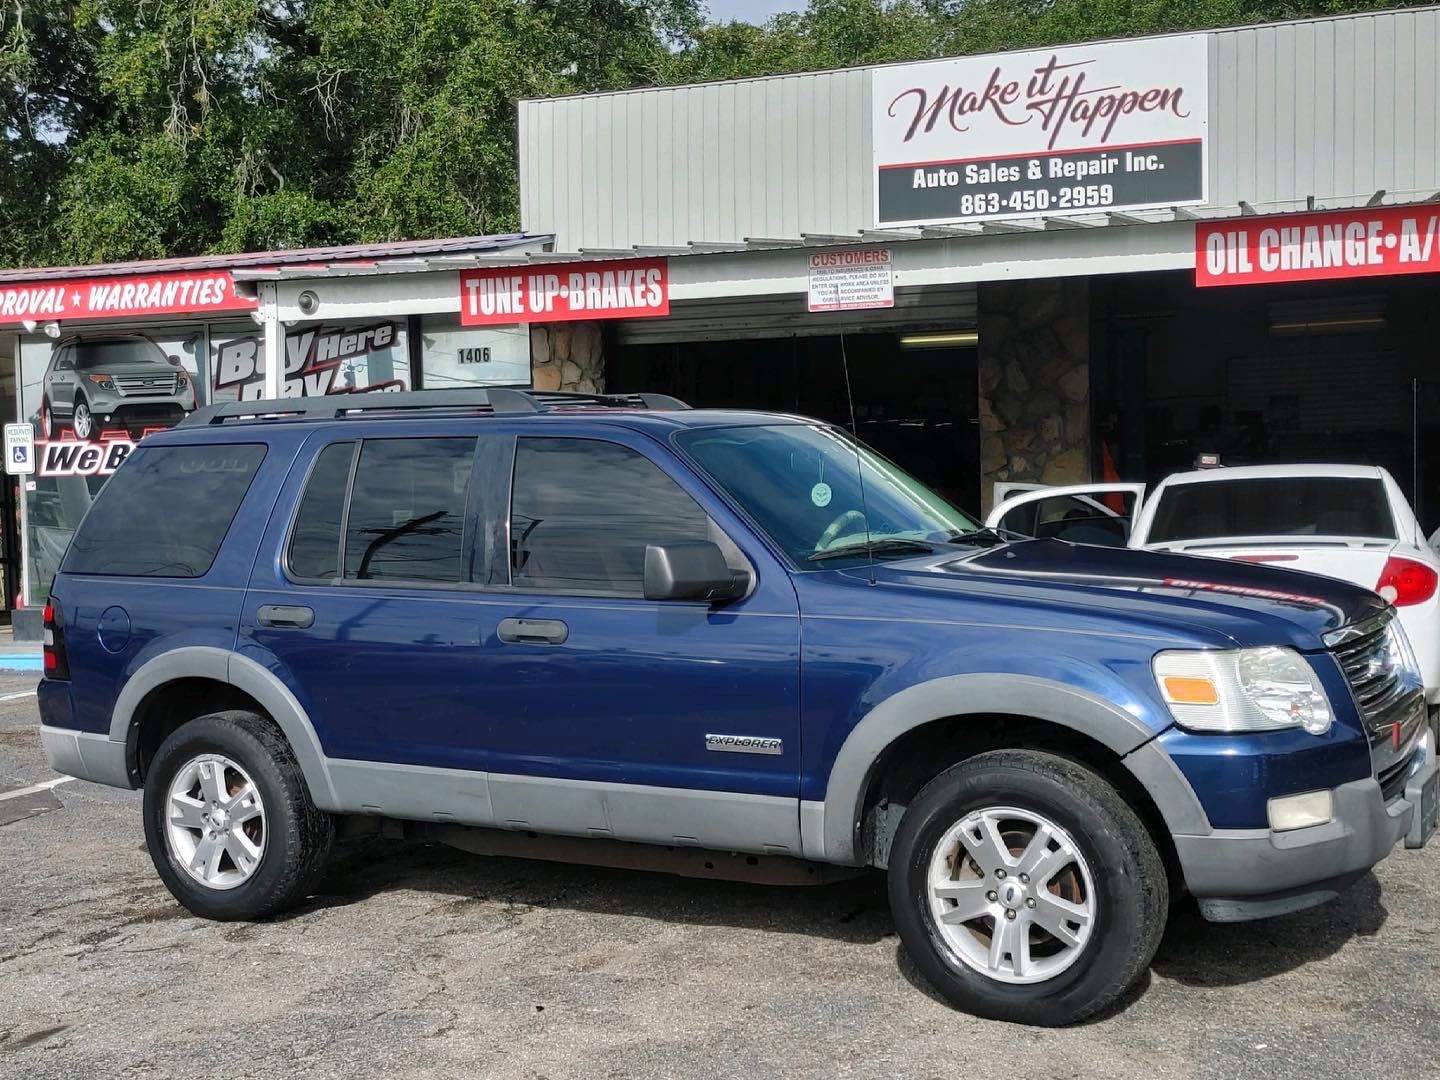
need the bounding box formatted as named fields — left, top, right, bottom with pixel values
left=343, top=438, right=475, bottom=582
left=287, top=442, right=356, bottom=579
left=63, top=444, right=266, bottom=578
left=510, top=438, right=710, bottom=595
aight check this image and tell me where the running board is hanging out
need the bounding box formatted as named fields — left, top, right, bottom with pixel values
left=399, top=821, right=861, bottom=887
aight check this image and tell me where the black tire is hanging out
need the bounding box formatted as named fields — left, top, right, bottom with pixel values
left=887, top=749, right=1168, bottom=1026
left=143, top=710, right=335, bottom=921
left=39, top=396, right=56, bottom=439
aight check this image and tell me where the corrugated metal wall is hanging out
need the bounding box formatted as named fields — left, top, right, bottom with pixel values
left=1208, top=8, right=1440, bottom=207
left=520, top=8, right=1440, bottom=251
left=521, top=68, right=870, bottom=251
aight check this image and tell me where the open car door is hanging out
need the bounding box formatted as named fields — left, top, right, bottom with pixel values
left=986, top=483, right=1148, bottom=548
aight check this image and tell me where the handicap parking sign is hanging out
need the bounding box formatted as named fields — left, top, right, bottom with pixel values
left=4, top=423, right=34, bottom=476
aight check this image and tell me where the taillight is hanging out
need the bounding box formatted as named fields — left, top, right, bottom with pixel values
left=43, top=599, right=69, bottom=679
left=1375, top=557, right=1438, bottom=607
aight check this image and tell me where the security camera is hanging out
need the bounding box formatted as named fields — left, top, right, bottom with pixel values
left=297, top=290, right=319, bottom=316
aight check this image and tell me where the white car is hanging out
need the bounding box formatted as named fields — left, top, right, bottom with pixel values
left=987, top=464, right=1440, bottom=714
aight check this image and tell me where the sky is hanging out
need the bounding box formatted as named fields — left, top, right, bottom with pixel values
left=706, top=0, right=799, bottom=24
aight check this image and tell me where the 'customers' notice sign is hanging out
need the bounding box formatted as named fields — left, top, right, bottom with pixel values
left=460, top=258, right=668, bottom=326
left=807, top=249, right=894, bottom=312
left=1196, top=207, right=1440, bottom=286
left=871, top=37, right=1208, bottom=227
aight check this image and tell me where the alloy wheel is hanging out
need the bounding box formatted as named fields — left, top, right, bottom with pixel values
left=926, top=805, right=1096, bottom=984
left=71, top=401, right=92, bottom=440
left=165, top=754, right=267, bottom=890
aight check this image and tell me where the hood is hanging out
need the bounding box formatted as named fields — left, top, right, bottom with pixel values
left=865, top=538, right=1387, bottom=650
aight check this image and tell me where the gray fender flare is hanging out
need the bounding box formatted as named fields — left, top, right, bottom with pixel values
left=109, top=646, right=339, bottom=808
left=809, top=673, right=1210, bottom=865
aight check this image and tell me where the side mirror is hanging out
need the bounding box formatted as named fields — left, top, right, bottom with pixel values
left=644, top=541, right=747, bottom=603
left=167, top=354, right=182, bottom=366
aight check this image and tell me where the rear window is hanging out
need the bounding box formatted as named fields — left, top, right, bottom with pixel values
left=62, top=444, right=266, bottom=577
left=1147, top=476, right=1395, bottom=543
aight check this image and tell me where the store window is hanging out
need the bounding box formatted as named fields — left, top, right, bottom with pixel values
left=509, top=438, right=710, bottom=595
left=419, top=314, right=529, bottom=389
left=342, top=438, right=476, bottom=583
left=18, top=324, right=208, bottom=601
left=210, top=319, right=411, bottom=402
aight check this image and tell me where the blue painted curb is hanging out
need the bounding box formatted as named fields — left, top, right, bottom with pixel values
left=0, top=655, right=44, bottom=671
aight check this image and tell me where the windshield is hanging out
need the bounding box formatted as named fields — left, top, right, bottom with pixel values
left=675, top=423, right=981, bottom=566
left=1148, top=476, right=1396, bottom=543
left=74, top=338, right=166, bottom=369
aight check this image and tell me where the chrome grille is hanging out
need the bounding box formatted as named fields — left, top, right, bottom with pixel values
left=1329, top=612, right=1427, bottom=797
left=114, top=373, right=179, bottom=397
left=1331, top=618, right=1409, bottom=735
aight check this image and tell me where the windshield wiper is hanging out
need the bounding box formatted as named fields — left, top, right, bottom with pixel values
left=808, top=538, right=936, bottom=562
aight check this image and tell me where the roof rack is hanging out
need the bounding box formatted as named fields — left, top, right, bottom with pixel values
left=179, top=388, right=691, bottom=427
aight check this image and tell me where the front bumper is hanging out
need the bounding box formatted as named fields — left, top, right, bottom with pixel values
left=1175, top=727, right=1436, bottom=922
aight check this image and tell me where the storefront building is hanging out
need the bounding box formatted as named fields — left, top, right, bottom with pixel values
left=0, top=234, right=549, bottom=623
left=507, top=5, right=1440, bottom=519
left=3, top=6, right=1439, bottom=626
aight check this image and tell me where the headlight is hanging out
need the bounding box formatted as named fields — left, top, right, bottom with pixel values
left=1153, top=647, right=1333, bottom=734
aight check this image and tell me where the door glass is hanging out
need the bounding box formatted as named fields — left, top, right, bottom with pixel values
left=510, top=438, right=710, bottom=595
left=342, top=438, right=476, bottom=583
left=998, top=494, right=1134, bottom=547
left=287, top=442, right=356, bottom=579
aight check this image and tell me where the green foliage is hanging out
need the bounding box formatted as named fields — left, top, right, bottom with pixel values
left=0, top=0, right=1432, bottom=268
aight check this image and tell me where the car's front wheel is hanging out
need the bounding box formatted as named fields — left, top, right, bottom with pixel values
left=887, top=749, right=1168, bottom=1026
left=143, top=711, right=335, bottom=920
left=70, top=397, right=96, bottom=441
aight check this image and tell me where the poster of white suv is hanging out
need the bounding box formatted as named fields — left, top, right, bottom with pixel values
left=987, top=464, right=1440, bottom=717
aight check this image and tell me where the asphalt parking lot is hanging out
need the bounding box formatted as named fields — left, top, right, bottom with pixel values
left=2, top=684, right=1438, bottom=1079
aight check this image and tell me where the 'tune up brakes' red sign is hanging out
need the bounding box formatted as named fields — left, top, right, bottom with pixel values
left=0, top=270, right=255, bottom=325
left=459, top=258, right=669, bottom=326
left=1196, top=206, right=1440, bottom=286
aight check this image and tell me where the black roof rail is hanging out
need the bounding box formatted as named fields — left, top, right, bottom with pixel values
left=179, top=388, right=691, bottom=427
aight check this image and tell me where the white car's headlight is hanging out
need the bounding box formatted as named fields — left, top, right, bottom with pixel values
left=1153, top=647, right=1333, bottom=735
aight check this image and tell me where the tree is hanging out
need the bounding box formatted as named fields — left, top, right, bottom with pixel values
left=1, top=0, right=1435, bottom=268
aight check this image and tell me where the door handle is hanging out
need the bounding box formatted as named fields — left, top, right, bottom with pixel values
left=256, top=604, right=315, bottom=629
left=497, top=617, right=568, bottom=645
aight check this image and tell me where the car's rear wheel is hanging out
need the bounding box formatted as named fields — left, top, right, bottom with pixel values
left=70, top=397, right=95, bottom=441
left=143, top=711, right=334, bottom=920
left=887, top=749, right=1168, bottom=1026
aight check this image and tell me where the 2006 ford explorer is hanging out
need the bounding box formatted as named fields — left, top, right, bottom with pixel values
left=38, top=389, right=1437, bottom=1026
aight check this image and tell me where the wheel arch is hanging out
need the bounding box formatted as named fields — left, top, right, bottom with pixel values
left=112, top=646, right=339, bottom=808
left=812, top=674, right=1208, bottom=869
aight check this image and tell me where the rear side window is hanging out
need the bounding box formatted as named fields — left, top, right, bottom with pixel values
left=63, top=444, right=266, bottom=578
left=287, top=442, right=356, bottom=579
left=342, top=438, right=476, bottom=583
left=1147, top=477, right=1395, bottom=543
left=509, top=437, right=710, bottom=595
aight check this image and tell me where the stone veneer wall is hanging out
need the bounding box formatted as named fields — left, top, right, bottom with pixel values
left=530, top=322, right=604, bottom=392
left=977, top=278, right=1091, bottom=514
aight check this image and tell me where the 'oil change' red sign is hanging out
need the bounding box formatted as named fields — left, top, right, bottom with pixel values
left=1197, top=206, right=1440, bottom=286
left=460, top=258, right=668, bottom=326
left=0, top=270, right=255, bottom=325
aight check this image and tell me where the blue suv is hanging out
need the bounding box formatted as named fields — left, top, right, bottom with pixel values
left=37, top=389, right=1437, bottom=1025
